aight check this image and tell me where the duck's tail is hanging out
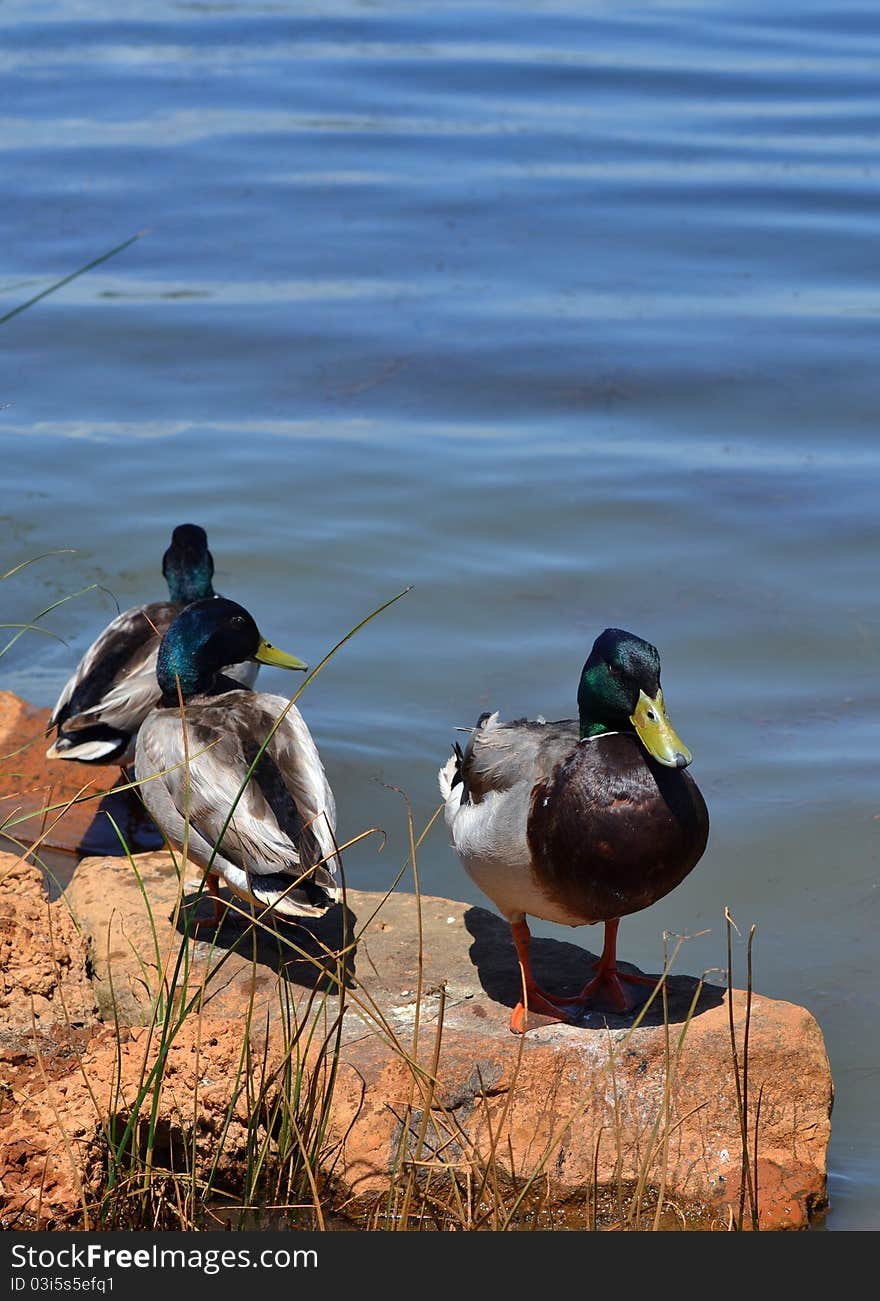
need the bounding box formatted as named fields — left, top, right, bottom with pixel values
left=437, top=744, right=464, bottom=801
left=439, top=711, right=499, bottom=804
left=47, top=730, right=132, bottom=764
left=251, top=873, right=340, bottom=920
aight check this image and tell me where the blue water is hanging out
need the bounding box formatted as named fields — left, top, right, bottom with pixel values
left=3, top=0, right=879, bottom=1230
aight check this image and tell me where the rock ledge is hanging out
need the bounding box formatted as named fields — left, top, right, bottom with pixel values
left=0, top=847, right=832, bottom=1231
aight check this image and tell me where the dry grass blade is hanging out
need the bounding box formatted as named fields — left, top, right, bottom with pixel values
left=724, top=906, right=760, bottom=1231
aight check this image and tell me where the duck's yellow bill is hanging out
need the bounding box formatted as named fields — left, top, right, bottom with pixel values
left=630, top=689, right=692, bottom=769
left=255, top=639, right=308, bottom=671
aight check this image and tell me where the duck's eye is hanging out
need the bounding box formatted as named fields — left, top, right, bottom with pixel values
left=230, top=615, right=246, bottom=627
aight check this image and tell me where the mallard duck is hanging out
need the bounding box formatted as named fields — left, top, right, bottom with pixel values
left=439, top=627, right=709, bottom=1034
left=134, top=596, right=341, bottom=923
left=46, top=524, right=257, bottom=764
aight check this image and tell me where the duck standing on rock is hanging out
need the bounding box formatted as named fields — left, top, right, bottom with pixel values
left=439, top=627, right=709, bottom=1034
left=134, top=596, right=341, bottom=925
left=46, top=524, right=256, bottom=765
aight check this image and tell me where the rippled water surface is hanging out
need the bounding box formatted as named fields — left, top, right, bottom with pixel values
left=2, top=1, right=879, bottom=1230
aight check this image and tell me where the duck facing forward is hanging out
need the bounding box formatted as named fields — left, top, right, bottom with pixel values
left=46, top=524, right=256, bottom=765
left=134, top=597, right=341, bottom=924
left=439, top=628, right=709, bottom=1034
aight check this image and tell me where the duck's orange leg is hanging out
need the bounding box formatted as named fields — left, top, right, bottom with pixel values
left=509, top=919, right=570, bottom=1034
left=557, top=919, right=662, bottom=1012
left=191, top=871, right=228, bottom=931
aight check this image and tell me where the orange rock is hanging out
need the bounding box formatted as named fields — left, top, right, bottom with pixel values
left=0, top=856, right=96, bottom=1031
left=40, top=848, right=833, bottom=1230
left=0, top=691, right=162, bottom=859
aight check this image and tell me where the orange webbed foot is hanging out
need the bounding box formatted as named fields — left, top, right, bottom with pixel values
left=509, top=987, right=574, bottom=1035
left=556, top=967, right=663, bottom=1013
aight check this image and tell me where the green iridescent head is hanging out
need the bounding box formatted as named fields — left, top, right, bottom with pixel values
left=577, top=627, right=692, bottom=769
left=156, top=597, right=307, bottom=701
left=162, top=523, right=216, bottom=605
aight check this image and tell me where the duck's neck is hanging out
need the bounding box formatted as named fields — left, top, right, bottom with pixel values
left=165, top=560, right=215, bottom=606
left=576, top=662, right=633, bottom=741
left=156, top=634, right=213, bottom=703
left=579, top=717, right=618, bottom=741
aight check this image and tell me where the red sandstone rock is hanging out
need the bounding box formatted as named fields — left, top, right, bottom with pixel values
left=0, top=856, right=96, bottom=1031
left=54, top=849, right=834, bottom=1229
left=0, top=691, right=163, bottom=858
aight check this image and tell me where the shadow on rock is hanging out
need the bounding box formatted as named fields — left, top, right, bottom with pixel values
left=1, top=774, right=164, bottom=860
left=464, top=905, right=724, bottom=1027
left=73, top=787, right=165, bottom=857
left=174, top=891, right=358, bottom=994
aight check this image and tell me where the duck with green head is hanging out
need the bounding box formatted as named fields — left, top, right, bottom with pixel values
left=439, top=627, right=709, bottom=1034
left=135, top=596, right=341, bottom=922
left=46, top=524, right=257, bottom=764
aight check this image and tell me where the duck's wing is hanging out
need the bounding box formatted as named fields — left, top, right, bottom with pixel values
left=137, top=692, right=339, bottom=915
left=47, top=601, right=180, bottom=761
left=456, top=710, right=580, bottom=804
left=437, top=711, right=582, bottom=924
